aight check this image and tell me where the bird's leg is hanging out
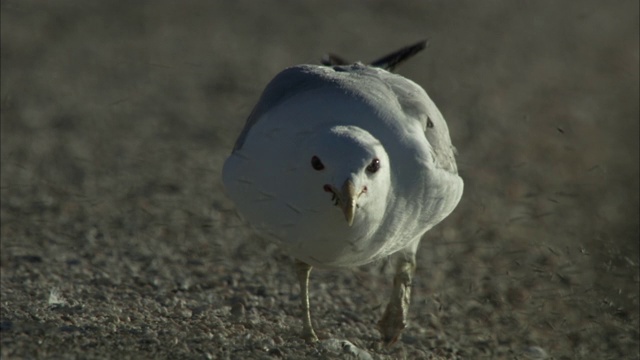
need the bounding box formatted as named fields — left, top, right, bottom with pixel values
left=377, top=254, right=416, bottom=345
left=294, top=259, right=319, bottom=342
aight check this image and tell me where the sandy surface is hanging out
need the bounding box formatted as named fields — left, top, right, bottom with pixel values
left=1, top=1, right=638, bottom=359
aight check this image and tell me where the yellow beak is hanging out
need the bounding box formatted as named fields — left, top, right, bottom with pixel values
left=340, top=179, right=357, bottom=226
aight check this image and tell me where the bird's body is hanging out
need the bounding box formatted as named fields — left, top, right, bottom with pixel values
left=222, top=42, right=463, bottom=344
left=223, top=64, right=462, bottom=267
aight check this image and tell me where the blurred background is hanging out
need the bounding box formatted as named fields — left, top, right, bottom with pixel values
left=1, top=1, right=638, bottom=359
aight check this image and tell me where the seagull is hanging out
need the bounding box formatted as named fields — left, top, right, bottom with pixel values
left=222, top=40, right=463, bottom=345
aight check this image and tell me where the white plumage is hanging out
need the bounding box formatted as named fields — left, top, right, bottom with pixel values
left=222, top=44, right=463, bottom=344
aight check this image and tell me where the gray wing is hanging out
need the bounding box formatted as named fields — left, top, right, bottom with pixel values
left=230, top=65, right=333, bottom=152
left=231, top=64, right=458, bottom=174
left=380, top=70, right=459, bottom=174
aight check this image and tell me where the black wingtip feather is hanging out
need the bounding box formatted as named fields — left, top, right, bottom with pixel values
left=320, top=39, right=428, bottom=72
left=369, top=39, right=428, bottom=71
left=321, top=53, right=350, bottom=66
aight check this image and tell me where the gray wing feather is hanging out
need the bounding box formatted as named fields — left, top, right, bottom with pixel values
left=231, top=65, right=335, bottom=151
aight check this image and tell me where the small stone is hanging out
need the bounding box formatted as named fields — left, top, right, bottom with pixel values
left=522, top=346, right=548, bottom=359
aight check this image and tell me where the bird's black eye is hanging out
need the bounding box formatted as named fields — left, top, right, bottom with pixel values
left=366, top=158, right=380, bottom=173
left=427, top=117, right=434, bottom=128
left=311, top=156, right=324, bottom=171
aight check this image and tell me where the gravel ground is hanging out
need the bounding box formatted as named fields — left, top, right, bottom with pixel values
left=1, top=1, right=638, bottom=359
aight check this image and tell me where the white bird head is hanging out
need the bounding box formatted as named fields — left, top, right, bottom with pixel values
left=301, top=125, right=391, bottom=227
